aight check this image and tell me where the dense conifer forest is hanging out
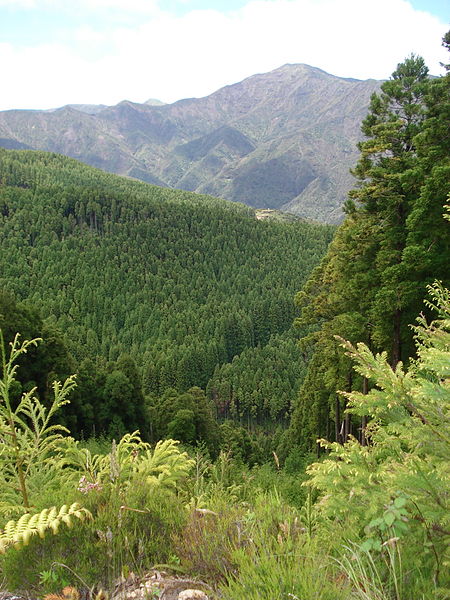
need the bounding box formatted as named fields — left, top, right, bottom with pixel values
left=0, top=148, right=333, bottom=441
left=0, top=32, right=449, bottom=600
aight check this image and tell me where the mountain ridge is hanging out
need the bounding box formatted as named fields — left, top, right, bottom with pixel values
left=0, top=64, right=381, bottom=222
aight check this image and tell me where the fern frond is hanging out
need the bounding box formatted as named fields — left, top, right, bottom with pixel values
left=0, top=503, right=92, bottom=554
left=136, top=439, right=195, bottom=489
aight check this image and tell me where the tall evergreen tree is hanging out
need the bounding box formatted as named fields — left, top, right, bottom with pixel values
left=288, top=39, right=450, bottom=453
left=350, top=54, right=430, bottom=366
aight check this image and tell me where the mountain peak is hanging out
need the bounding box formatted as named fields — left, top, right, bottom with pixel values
left=0, top=64, right=381, bottom=223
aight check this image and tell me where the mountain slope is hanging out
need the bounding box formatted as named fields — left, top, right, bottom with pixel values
left=0, top=148, right=334, bottom=426
left=0, top=64, right=380, bottom=222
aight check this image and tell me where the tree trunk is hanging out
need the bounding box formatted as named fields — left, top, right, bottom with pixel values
left=342, top=370, right=353, bottom=443
left=361, top=376, right=368, bottom=446
left=344, top=410, right=351, bottom=443
left=392, top=308, right=402, bottom=368
left=335, top=395, right=341, bottom=444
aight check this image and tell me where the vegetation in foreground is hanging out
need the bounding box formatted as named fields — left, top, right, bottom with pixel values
left=0, top=283, right=449, bottom=599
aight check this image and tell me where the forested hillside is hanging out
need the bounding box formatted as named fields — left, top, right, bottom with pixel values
left=0, top=148, right=333, bottom=439
left=0, top=64, right=381, bottom=223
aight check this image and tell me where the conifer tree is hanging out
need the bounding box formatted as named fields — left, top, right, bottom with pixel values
left=289, top=37, right=450, bottom=452
left=403, top=32, right=450, bottom=324
left=350, top=54, right=430, bottom=366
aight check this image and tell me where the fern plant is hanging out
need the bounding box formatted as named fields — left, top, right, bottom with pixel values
left=0, top=332, right=78, bottom=515
left=69, top=431, right=194, bottom=495
left=0, top=329, right=193, bottom=590
left=0, top=503, right=91, bottom=554
left=0, top=331, right=94, bottom=558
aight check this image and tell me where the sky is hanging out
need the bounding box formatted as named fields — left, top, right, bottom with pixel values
left=0, top=0, right=448, bottom=111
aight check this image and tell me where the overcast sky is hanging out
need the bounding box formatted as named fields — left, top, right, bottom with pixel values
left=0, top=0, right=448, bottom=111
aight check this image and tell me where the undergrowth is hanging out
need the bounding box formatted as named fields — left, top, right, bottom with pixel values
left=1, top=284, right=449, bottom=599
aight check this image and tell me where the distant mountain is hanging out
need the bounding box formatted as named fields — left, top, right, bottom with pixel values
left=0, top=64, right=380, bottom=222
left=62, top=104, right=110, bottom=114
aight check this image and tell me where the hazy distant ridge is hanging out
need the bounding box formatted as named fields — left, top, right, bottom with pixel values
left=0, top=64, right=380, bottom=222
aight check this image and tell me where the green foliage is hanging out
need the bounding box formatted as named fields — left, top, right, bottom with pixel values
left=0, top=147, right=333, bottom=435
left=0, top=331, right=77, bottom=513
left=246, top=462, right=309, bottom=510
left=207, top=330, right=306, bottom=426
left=1, top=34, right=448, bottom=600
left=219, top=420, right=263, bottom=464
left=337, top=538, right=449, bottom=600
left=221, top=543, right=347, bottom=600
left=176, top=486, right=312, bottom=589
left=131, top=438, right=195, bottom=490
left=167, top=409, right=196, bottom=444
left=0, top=503, right=91, bottom=554
left=361, top=495, right=409, bottom=553
left=338, top=543, right=406, bottom=600
left=147, top=386, right=220, bottom=456
left=306, top=282, right=450, bottom=593
left=39, top=566, right=71, bottom=593
left=0, top=291, right=74, bottom=411
left=0, top=332, right=194, bottom=591
left=218, top=494, right=345, bottom=600
left=174, top=505, right=244, bottom=583
left=184, top=450, right=254, bottom=510
left=1, top=425, right=192, bottom=589
left=289, top=44, right=450, bottom=452
left=70, top=431, right=194, bottom=493
left=1, top=482, right=186, bottom=593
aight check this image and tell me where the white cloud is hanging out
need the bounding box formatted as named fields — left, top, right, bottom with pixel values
left=78, top=0, right=157, bottom=9
left=0, top=0, right=160, bottom=11
left=0, top=0, right=448, bottom=110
